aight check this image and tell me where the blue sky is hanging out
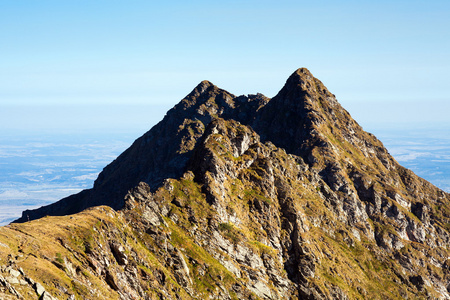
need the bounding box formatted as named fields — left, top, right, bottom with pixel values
left=1, top=0, right=450, bottom=133
left=1, top=0, right=450, bottom=224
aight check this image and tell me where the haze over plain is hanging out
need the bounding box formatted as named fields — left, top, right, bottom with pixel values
left=0, top=1, right=449, bottom=224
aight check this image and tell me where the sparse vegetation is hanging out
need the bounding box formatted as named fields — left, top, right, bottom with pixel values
left=2, top=69, right=450, bottom=299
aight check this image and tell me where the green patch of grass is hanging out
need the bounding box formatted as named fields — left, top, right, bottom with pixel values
left=243, top=188, right=272, bottom=205
left=218, top=222, right=243, bottom=244
left=55, top=252, right=64, bottom=264
left=249, top=240, right=278, bottom=257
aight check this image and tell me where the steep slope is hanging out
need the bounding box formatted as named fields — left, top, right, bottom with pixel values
left=6, top=68, right=450, bottom=299
left=2, top=117, right=450, bottom=299
left=16, top=80, right=269, bottom=222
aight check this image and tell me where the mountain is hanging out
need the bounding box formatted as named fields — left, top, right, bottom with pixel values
left=2, top=68, right=450, bottom=299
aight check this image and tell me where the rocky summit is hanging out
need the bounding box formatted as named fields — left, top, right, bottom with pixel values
left=2, top=68, right=450, bottom=299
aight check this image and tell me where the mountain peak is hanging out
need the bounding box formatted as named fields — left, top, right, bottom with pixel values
left=274, top=68, right=332, bottom=102
left=186, top=80, right=217, bottom=98
left=9, top=68, right=450, bottom=299
left=282, top=67, right=314, bottom=86
left=293, top=67, right=314, bottom=79
left=197, top=79, right=215, bottom=91
left=288, top=67, right=315, bottom=87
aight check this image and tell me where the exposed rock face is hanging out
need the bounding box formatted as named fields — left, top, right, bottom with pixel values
left=4, top=68, right=450, bottom=299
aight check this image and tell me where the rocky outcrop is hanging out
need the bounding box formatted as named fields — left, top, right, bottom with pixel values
left=6, top=68, right=450, bottom=299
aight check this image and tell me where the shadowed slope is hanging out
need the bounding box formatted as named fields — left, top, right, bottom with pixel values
left=16, top=68, right=450, bottom=244
left=16, top=81, right=239, bottom=221
left=7, top=68, right=450, bottom=299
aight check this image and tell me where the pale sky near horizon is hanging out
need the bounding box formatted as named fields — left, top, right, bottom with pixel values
left=1, top=0, right=450, bottom=133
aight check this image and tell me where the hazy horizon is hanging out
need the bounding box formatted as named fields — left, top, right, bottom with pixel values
left=1, top=1, right=449, bottom=224
left=1, top=99, right=449, bottom=226
left=2, top=1, right=449, bottom=135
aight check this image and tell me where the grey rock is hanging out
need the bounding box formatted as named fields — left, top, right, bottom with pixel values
left=6, top=276, right=19, bottom=285
left=34, top=282, right=46, bottom=296
left=110, top=242, right=128, bottom=265
left=9, top=269, right=20, bottom=278
left=250, top=280, right=273, bottom=299
left=41, top=291, right=57, bottom=300
left=7, top=68, right=450, bottom=300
